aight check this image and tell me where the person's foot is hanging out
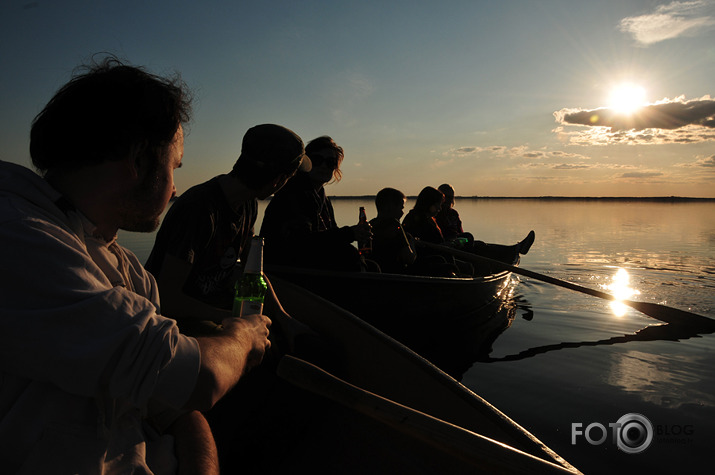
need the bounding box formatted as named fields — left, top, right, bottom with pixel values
left=518, top=230, right=535, bottom=255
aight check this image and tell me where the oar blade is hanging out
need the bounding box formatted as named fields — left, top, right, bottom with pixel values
left=626, top=300, right=715, bottom=331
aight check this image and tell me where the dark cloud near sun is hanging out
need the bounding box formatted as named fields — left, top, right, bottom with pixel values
left=555, top=97, right=715, bottom=131
left=553, top=96, right=715, bottom=145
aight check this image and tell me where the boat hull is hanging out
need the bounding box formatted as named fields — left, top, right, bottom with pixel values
left=266, top=265, right=513, bottom=350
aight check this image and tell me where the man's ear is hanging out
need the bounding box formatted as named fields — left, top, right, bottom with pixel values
left=125, top=141, right=150, bottom=180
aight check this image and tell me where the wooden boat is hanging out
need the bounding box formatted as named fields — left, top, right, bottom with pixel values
left=266, top=262, right=514, bottom=351
left=266, top=277, right=581, bottom=474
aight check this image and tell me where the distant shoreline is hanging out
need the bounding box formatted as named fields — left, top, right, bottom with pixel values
left=325, top=196, right=715, bottom=202
left=173, top=195, right=715, bottom=202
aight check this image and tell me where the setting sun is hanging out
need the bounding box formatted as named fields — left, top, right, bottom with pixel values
left=608, top=83, right=647, bottom=114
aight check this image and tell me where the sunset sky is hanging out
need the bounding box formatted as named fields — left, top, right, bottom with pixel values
left=1, top=0, right=714, bottom=197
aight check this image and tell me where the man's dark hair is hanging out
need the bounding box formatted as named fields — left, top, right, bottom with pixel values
left=30, top=55, right=192, bottom=175
left=375, top=187, right=406, bottom=212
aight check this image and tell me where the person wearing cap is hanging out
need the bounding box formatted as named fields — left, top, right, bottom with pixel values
left=261, top=135, right=372, bottom=271
left=146, top=123, right=311, bottom=328
left=147, top=125, right=329, bottom=472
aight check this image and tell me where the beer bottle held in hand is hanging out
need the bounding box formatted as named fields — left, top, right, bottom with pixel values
left=233, top=236, right=268, bottom=317
left=358, top=206, right=372, bottom=255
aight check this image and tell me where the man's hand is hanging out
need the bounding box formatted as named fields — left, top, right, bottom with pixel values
left=186, top=313, right=271, bottom=412
left=352, top=221, right=373, bottom=244
left=222, top=314, right=272, bottom=373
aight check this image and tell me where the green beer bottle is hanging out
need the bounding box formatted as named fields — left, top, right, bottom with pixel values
left=232, top=236, right=267, bottom=317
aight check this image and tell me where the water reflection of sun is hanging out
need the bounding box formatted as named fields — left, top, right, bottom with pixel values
left=602, top=268, right=641, bottom=317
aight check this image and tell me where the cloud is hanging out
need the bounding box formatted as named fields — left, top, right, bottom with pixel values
left=453, top=146, right=479, bottom=154
left=619, top=0, right=715, bottom=45
left=447, top=145, right=591, bottom=161
left=450, top=145, right=509, bottom=156
left=525, top=162, right=640, bottom=171
left=553, top=96, right=715, bottom=145
left=552, top=163, right=591, bottom=170
left=430, top=158, right=455, bottom=169
left=620, top=171, right=665, bottom=178
left=679, top=155, right=715, bottom=167
left=555, top=96, right=715, bottom=131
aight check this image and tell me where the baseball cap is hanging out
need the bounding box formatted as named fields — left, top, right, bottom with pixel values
left=241, top=124, right=311, bottom=173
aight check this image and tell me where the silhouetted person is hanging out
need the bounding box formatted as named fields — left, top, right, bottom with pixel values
left=436, top=184, right=535, bottom=264
left=370, top=187, right=417, bottom=274
left=405, top=185, right=535, bottom=270
left=146, top=124, right=311, bottom=332
left=436, top=183, right=468, bottom=241
left=261, top=136, right=371, bottom=271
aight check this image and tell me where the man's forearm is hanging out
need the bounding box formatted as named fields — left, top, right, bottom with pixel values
left=185, top=314, right=270, bottom=412
left=169, top=411, right=219, bottom=475
left=186, top=334, right=248, bottom=411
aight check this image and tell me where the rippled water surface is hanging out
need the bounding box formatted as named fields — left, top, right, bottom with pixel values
left=425, top=199, right=715, bottom=475
left=122, top=198, right=715, bottom=475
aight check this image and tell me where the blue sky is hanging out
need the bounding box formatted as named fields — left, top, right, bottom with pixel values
left=2, top=0, right=714, bottom=197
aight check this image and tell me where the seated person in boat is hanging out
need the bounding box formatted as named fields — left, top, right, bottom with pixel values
left=0, top=57, right=272, bottom=474
left=146, top=124, right=311, bottom=329
left=402, top=186, right=469, bottom=275
left=403, top=186, right=448, bottom=244
left=369, top=187, right=417, bottom=274
left=436, top=183, right=472, bottom=243
left=260, top=135, right=372, bottom=271
left=408, top=185, right=535, bottom=265
left=405, top=185, right=536, bottom=268
left=145, top=124, right=329, bottom=471
left=371, top=187, right=458, bottom=276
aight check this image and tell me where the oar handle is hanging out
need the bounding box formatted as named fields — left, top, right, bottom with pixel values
left=418, top=240, right=612, bottom=296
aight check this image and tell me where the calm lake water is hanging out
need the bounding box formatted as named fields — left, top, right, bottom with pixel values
left=121, top=198, right=715, bottom=475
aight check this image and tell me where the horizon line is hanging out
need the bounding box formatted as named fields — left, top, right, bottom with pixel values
left=325, top=195, right=715, bottom=201
left=171, top=195, right=715, bottom=201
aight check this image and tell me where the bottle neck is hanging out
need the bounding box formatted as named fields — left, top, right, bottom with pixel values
left=244, top=238, right=264, bottom=274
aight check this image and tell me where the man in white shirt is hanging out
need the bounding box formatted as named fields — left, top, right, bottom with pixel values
left=0, top=56, right=271, bottom=474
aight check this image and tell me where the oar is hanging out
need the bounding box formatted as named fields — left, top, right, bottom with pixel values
left=416, top=240, right=715, bottom=329
left=277, top=355, right=579, bottom=474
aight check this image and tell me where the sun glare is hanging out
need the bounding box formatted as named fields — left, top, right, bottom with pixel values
left=608, top=83, right=647, bottom=114
left=603, top=268, right=641, bottom=317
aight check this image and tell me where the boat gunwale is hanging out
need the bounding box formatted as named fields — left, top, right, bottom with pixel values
left=265, top=264, right=512, bottom=286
